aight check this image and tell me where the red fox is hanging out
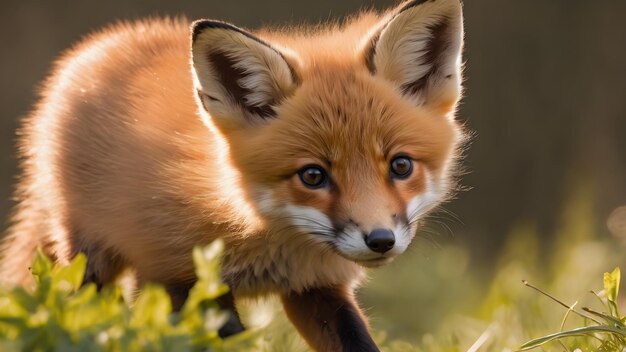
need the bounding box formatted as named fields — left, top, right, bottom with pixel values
left=0, top=0, right=465, bottom=350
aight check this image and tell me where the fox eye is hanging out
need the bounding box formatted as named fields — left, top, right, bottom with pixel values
left=390, top=156, right=413, bottom=179
left=298, top=165, right=328, bottom=189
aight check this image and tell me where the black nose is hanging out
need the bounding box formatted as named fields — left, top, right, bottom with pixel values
left=365, top=228, right=395, bottom=253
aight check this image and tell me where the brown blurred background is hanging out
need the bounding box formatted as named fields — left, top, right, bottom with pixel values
left=1, top=0, right=625, bottom=268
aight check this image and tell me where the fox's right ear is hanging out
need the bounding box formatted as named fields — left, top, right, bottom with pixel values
left=363, top=0, right=464, bottom=116
left=191, top=20, right=298, bottom=129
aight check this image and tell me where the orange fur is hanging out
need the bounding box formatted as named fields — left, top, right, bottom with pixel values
left=1, top=1, right=465, bottom=350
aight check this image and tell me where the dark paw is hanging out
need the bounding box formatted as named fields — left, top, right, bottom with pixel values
left=218, top=310, right=246, bottom=338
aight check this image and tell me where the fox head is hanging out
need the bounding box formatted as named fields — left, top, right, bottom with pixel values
left=191, top=0, right=464, bottom=267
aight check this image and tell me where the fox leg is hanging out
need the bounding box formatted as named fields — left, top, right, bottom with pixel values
left=281, top=286, right=379, bottom=352
left=163, top=281, right=196, bottom=310
left=215, top=290, right=246, bottom=337
left=76, top=241, right=128, bottom=290
left=164, top=282, right=245, bottom=337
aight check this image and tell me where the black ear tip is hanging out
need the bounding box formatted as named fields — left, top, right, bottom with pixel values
left=398, top=0, right=435, bottom=13
left=191, top=20, right=216, bottom=42
left=191, top=19, right=240, bottom=42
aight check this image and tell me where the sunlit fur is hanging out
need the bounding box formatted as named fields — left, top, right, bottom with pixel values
left=0, top=0, right=464, bottom=322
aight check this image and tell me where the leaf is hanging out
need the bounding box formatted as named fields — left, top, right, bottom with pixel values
left=52, top=254, right=87, bottom=293
left=604, top=267, right=620, bottom=304
left=30, top=249, right=53, bottom=281
left=6, top=287, right=39, bottom=313
left=131, top=284, right=172, bottom=328
left=193, top=240, right=224, bottom=282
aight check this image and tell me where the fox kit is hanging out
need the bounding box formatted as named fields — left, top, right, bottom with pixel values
left=1, top=0, right=464, bottom=350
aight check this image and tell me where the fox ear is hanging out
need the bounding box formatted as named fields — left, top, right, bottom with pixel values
left=365, top=0, right=464, bottom=115
left=191, top=20, right=298, bottom=126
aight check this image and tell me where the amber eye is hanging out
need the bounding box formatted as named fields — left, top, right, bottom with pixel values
left=298, top=165, right=328, bottom=189
left=390, top=156, right=413, bottom=179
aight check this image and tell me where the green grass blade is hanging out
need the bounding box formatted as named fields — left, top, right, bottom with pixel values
left=520, top=325, right=626, bottom=351
left=582, top=307, right=626, bottom=328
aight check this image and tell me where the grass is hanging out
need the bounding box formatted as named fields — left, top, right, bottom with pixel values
left=519, top=269, right=626, bottom=351
left=1, top=189, right=624, bottom=351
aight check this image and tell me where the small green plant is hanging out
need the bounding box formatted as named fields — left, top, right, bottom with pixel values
left=521, top=267, right=626, bottom=351
left=0, top=240, right=258, bottom=352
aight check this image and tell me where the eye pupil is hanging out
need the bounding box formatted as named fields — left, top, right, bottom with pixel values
left=304, top=169, right=321, bottom=183
left=298, top=166, right=328, bottom=188
left=390, top=157, right=413, bottom=179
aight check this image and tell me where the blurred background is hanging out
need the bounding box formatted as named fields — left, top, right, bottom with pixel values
left=1, top=0, right=625, bottom=350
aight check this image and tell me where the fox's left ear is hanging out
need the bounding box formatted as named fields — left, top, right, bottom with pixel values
left=191, top=20, right=298, bottom=129
left=364, top=0, right=464, bottom=115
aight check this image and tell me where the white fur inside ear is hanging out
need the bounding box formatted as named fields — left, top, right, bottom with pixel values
left=191, top=24, right=297, bottom=120
left=371, top=0, right=464, bottom=111
left=227, top=40, right=292, bottom=108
